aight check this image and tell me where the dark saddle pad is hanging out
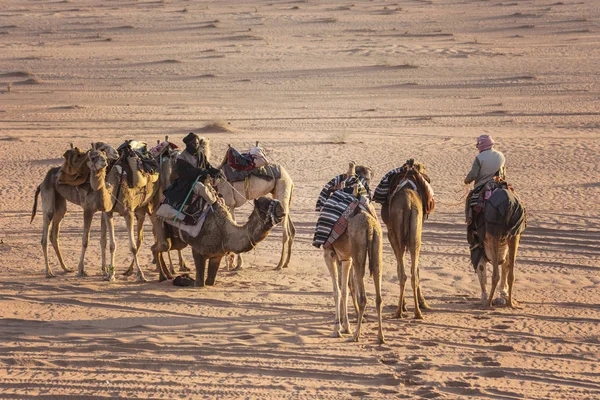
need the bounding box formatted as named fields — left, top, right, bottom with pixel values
left=222, top=163, right=282, bottom=183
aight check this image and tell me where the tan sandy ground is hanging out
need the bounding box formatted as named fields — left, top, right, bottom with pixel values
left=0, top=0, right=599, bottom=398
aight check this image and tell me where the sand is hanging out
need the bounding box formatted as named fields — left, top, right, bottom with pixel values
left=0, top=0, right=599, bottom=398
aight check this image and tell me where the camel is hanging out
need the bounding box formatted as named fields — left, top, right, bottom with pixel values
left=31, top=144, right=117, bottom=278
left=154, top=197, right=285, bottom=287
left=321, top=163, right=385, bottom=344
left=86, top=143, right=162, bottom=282
left=215, top=144, right=296, bottom=270
left=472, top=184, right=526, bottom=308
left=381, top=162, right=434, bottom=319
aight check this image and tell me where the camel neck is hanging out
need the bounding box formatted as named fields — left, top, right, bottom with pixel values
left=223, top=209, right=271, bottom=253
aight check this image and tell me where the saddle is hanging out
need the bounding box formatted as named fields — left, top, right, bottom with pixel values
left=225, top=144, right=270, bottom=171
left=117, top=140, right=160, bottom=188
left=57, top=147, right=90, bottom=186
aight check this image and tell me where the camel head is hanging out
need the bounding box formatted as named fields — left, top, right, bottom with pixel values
left=87, top=148, right=108, bottom=173
left=253, top=197, right=285, bottom=229
left=355, top=165, right=373, bottom=187
left=198, top=136, right=211, bottom=162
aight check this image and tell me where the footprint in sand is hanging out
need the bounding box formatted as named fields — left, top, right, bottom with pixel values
left=480, top=370, right=508, bottom=378
left=420, top=341, right=438, bottom=347
left=492, top=324, right=512, bottom=329
left=446, top=380, right=471, bottom=388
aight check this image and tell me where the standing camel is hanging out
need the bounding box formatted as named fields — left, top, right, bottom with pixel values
left=154, top=197, right=285, bottom=286
left=31, top=144, right=117, bottom=278
left=473, top=184, right=526, bottom=308
left=379, top=161, right=434, bottom=320
left=86, top=144, right=162, bottom=282
left=322, top=203, right=385, bottom=344
left=215, top=145, right=295, bottom=270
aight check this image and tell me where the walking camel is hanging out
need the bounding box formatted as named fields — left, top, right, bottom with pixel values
left=473, top=184, right=526, bottom=308
left=322, top=164, right=385, bottom=344
left=381, top=161, right=434, bottom=320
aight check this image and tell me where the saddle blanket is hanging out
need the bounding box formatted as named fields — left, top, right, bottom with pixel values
left=58, top=147, right=90, bottom=186
left=313, top=190, right=370, bottom=249
left=156, top=203, right=210, bottom=238
left=373, top=167, right=404, bottom=204
left=222, top=163, right=282, bottom=183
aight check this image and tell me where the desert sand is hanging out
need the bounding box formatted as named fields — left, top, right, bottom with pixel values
left=1, top=0, right=599, bottom=398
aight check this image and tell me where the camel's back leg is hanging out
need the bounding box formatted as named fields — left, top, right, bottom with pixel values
left=387, top=225, right=407, bottom=318
left=124, top=209, right=146, bottom=276
left=409, top=208, right=424, bottom=319
left=41, top=200, right=55, bottom=278
left=324, top=248, right=342, bottom=338
left=192, top=249, right=207, bottom=288
left=104, top=212, right=117, bottom=281
left=178, top=250, right=190, bottom=272
left=50, top=193, right=72, bottom=273
left=124, top=211, right=147, bottom=282
left=274, top=180, right=294, bottom=270
left=205, top=256, right=223, bottom=286
left=350, top=241, right=368, bottom=342
left=369, top=225, right=385, bottom=344
left=487, top=235, right=501, bottom=307
left=507, top=235, right=521, bottom=308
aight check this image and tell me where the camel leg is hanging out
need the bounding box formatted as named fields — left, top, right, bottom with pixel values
left=157, top=251, right=174, bottom=282
left=41, top=209, right=55, bottom=278
left=76, top=210, right=94, bottom=277
left=124, top=212, right=147, bottom=283
left=409, top=239, right=423, bottom=320
left=499, top=257, right=509, bottom=299
left=339, top=259, right=353, bottom=335
left=476, top=258, right=488, bottom=305
left=103, top=212, right=117, bottom=281
left=49, top=196, right=72, bottom=273
left=372, top=247, right=385, bottom=345
left=350, top=263, right=367, bottom=343
left=205, top=256, right=223, bottom=286
left=229, top=208, right=244, bottom=271
left=275, top=214, right=295, bottom=270
left=416, top=267, right=430, bottom=310
left=487, top=236, right=501, bottom=308
left=124, top=211, right=145, bottom=276
left=388, top=229, right=407, bottom=318
left=100, top=212, right=107, bottom=275
left=178, top=250, right=190, bottom=272
left=193, top=249, right=207, bottom=288
left=167, top=251, right=176, bottom=275
left=507, top=235, right=521, bottom=308
left=324, top=249, right=342, bottom=338
left=283, top=217, right=296, bottom=269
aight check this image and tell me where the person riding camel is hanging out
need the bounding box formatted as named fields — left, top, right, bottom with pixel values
left=464, top=134, right=506, bottom=223
left=162, top=132, right=221, bottom=224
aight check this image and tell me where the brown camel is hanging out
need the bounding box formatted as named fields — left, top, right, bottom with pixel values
left=31, top=144, right=117, bottom=278
left=215, top=145, right=296, bottom=270
left=473, top=185, right=526, bottom=308
left=381, top=162, right=434, bottom=319
left=322, top=163, right=384, bottom=343
left=154, top=197, right=285, bottom=286
left=86, top=144, right=162, bottom=282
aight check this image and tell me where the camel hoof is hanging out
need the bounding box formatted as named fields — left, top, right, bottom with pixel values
left=136, top=274, right=148, bottom=283
left=378, top=336, right=386, bottom=345
left=62, top=268, right=74, bottom=273
left=104, top=274, right=116, bottom=282
left=402, top=304, right=408, bottom=312
left=393, top=311, right=405, bottom=319
left=46, top=272, right=56, bottom=278
left=414, top=313, right=424, bottom=320
left=419, top=301, right=431, bottom=310
left=347, top=335, right=360, bottom=343
left=481, top=293, right=489, bottom=305
left=331, top=331, right=343, bottom=338
left=341, top=327, right=352, bottom=335
left=179, top=265, right=190, bottom=272
left=493, top=297, right=506, bottom=306
left=76, top=271, right=88, bottom=278
left=194, top=282, right=205, bottom=288
left=122, top=270, right=134, bottom=277
left=274, top=266, right=283, bottom=271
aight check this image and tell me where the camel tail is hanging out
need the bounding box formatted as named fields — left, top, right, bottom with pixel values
left=31, top=185, right=41, bottom=224
left=367, top=224, right=382, bottom=278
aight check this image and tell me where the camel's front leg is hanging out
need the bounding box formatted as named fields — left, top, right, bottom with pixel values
left=178, top=250, right=190, bottom=272
left=192, top=249, right=207, bottom=288
left=103, top=212, right=117, bottom=281
left=340, top=259, right=353, bottom=335
left=49, top=197, right=71, bottom=273
left=123, top=210, right=146, bottom=276
left=228, top=207, right=244, bottom=271
left=324, top=249, right=342, bottom=338
left=205, top=256, right=223, bottom=286
left=76, top=210, right=95, bottom=277
left=124, top=212, right=147, bottom=283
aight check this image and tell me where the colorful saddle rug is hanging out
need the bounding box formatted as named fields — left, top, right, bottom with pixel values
left=313, top=190, right=370, bottom=249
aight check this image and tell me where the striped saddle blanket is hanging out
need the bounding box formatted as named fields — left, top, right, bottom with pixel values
left=313, top=190, right=370, bottom=249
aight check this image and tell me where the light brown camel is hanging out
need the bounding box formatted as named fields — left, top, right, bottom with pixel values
left=31, top=144, right=116, bottom=278
left=381, top=162, right=434, bottom=319
left=87, top=144, right=162, bottom=282
left=474, top=186, right=526, bottom=308
left=215, top=144, right=295, bottom=270
left=321, top=165, right=384, bottom=343
left=154, top=197, right=285, bottom=286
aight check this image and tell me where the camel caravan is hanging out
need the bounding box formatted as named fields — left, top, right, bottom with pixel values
left=31, top=132, right=526, bottom=342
